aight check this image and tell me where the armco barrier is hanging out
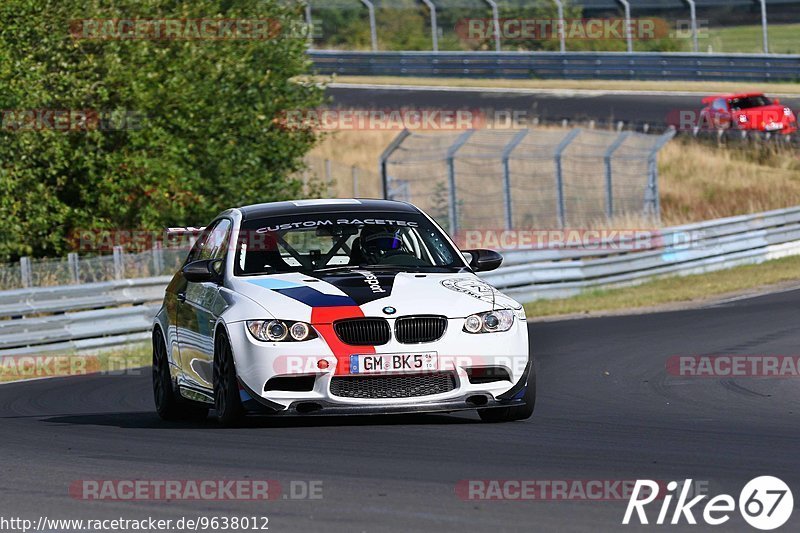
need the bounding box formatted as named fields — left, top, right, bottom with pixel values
left=309, top=50, right=800, bottom=82
left=3, top=206, right=800, bottom=353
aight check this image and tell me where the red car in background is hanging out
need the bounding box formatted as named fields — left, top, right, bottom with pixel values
left=699, top=92, right=797, bottom=134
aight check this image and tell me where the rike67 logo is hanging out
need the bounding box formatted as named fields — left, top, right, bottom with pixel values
left=623, top=477, right=793, bottom=530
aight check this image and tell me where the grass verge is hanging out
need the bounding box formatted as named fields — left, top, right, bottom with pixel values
left=0, top=342, right=150, bottom=383
left=524, top=254, right=800, bottom=318
left=320, top=75, right=800, bottom=95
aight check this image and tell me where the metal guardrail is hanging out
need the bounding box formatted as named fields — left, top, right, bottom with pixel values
left=3, top=206, right=800, bottom=353
left=481, top=205, right=800, bottom=301
left=309, top=50, right=800, bottom=82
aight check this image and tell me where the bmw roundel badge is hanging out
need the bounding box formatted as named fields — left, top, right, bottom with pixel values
left=382, top=306, right=397, bottom=315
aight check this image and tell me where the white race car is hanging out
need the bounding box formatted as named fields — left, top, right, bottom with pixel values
left=152, top=199, right=534, bottom=425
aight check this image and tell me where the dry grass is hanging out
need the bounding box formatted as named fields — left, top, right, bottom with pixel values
left=309, top=129, right=800, bottom=226
left=659, top=139, right=800, bottom=225
left=312, top=75, right=800, bottom=95
left=524, top=254, right=800, bottom=318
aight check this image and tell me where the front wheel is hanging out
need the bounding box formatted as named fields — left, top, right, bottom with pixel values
left=479, top=362, right=536, bottom=423
left=213, top=332, right=245, bottom=426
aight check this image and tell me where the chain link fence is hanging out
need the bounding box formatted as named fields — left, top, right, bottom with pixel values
left=380, top=127, right=674, bottom=232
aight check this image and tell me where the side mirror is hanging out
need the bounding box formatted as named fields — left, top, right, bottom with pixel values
left=182, top=259, right=224, bottom=284
left=462, top=249, right=503, bottom=272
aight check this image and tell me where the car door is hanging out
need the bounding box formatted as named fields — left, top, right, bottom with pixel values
left=176, top=218, right=232, bottom=392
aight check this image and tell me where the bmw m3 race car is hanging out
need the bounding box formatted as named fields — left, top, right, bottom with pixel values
left=152, top=199, right=534, bottom=425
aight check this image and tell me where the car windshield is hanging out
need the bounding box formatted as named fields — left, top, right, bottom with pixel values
left=729, top=95, right=771, bottom=110
left=234, top=211, right=465, bottom=275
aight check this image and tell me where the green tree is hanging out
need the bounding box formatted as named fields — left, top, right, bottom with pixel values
left=0, top=0, right=324, bottom=260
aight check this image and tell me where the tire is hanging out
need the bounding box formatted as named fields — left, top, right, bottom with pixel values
left=213, top=332, right=245, bottom=427
left=478, top=361, right=536, bottom=423
left=152, top=331, right=209, bottom=421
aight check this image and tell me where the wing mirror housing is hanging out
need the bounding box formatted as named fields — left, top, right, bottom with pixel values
left=462, top=249, right=503, bottom=272
left=182, top=259, right=224, bottom=284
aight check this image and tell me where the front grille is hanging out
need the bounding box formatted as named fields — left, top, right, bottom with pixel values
left=395, top=315, right=447, bottom=344
left=330, top=372, right=457, bottom=399
left=334, top=318, right=390, bottom=346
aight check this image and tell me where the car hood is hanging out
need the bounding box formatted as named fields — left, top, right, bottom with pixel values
left=226, top=269, right=523, bottom=323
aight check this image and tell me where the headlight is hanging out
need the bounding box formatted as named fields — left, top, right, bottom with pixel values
left=247, top=320, right=317, bottom=342
left=784, top=107, right=792, bottom=117
left=463, top=310, right=515, bottom=334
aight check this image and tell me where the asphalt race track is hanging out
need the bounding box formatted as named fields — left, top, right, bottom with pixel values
left=326, top=85, right=800, bottom=129
left=2, top=288, right=799, bottom=532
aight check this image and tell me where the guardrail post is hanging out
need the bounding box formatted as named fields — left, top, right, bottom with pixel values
left=113, top=246, right=125, bottom=280
left=19, top=256, right=32, bottom=288
left=501, top=129, right=529, bottom=229
left=759, top=0, right=769, bottom=54
left=379, top=129, right=412, bottom=199
left=67, top=252, right=80, bottom=284
left=554, top=129, right=581, bottom=229
left=603, top=131, right=632, bottom=218
left=645, top=129, right=677, bottom=220
left=446, top=130, right=476, bottom=234
left=553, top=1, right=566, bottom=53
left=359, top=0, right=378, bottom=51
left=616, top=0, right=633, bottom=53
left=420, top=0, right=439, bottom=52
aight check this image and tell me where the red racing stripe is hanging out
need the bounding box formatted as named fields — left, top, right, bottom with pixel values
left=311, top=306, right=376, bottom=375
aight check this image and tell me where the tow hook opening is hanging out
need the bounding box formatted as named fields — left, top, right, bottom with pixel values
left=466, top=395, right=489, bottom=407
left=295, top=402, right=323, bottom=414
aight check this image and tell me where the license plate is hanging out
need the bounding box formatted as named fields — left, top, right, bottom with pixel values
left=350, top=352, right=437, bottom=374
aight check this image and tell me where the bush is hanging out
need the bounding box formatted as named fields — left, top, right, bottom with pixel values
left=0, top=0, right=324, bottom=261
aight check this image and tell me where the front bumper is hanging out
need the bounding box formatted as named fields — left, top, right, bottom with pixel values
left=228, top=318, right=530, bottom=414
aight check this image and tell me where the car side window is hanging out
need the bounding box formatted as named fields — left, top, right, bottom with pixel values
left=186, top=219, right=231, bottom=264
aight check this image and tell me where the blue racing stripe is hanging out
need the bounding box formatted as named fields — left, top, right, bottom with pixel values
left=274, top=287, right=357, bottom=307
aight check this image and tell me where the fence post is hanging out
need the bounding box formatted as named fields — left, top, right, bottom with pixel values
left=759, top=0, right=769, bottom=53
left=352, top=166, right=360, bottom=197
left=305, top=3, right=314, bottom=49
left=485, top=0, right=501, bottom=52
left=616, top=0, right=633, bottom=53
left=67, top=252, right=80, bottom=284
left=20, top=256, right=32, bottom=288
left=113, top=245, right=125, bottom=280
left=379, top=129, right=412, bottom=199
left=554, top=129, right=581, bottom=229
left=683, top=0, right=698, bottom=53
left=153, top=242, right=163, bottom=276
left=324, top=158, right=333, bottom=195
left=501, top=129, right=529, bottom=230
left=446, top=130, right=476, bottom=235
left=645, top=129, right=677, bottom=221
left=420, top=0, right=439, bottom=52
left=359, top=0, right=378, bottom=51
left=552, top=0, right=566, bottom=53
left=603, top=131, right=632, bottom=218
